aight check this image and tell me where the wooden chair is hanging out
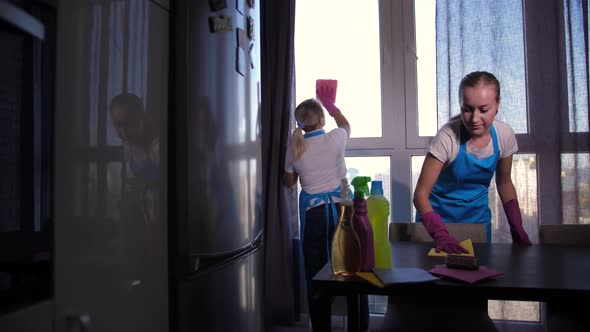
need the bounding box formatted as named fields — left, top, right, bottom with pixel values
left=539, top=224, right=590, bottom=245
left=540, top=224, right=590, bottom=332
left=389, top=222, right=487, bottom=243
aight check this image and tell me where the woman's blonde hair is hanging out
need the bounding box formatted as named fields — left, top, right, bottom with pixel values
left=459, top=71, right=501, bottom=104
left=292, top=99, right=325, bottom=160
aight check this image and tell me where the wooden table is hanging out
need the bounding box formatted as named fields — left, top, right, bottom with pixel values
left=312, top=242, right=590, bottom=331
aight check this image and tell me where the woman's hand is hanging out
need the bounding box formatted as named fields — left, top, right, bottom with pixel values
left=422, top=211, right=469, bottom=254
left=503, top=199, right=532, bottom=245
left=283, top=171, right=298, bottom=188
left=316, top=86, right=340, bottom=116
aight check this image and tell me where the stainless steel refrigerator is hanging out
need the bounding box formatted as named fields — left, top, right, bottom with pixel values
left=170, top=1, right=263, bottom=331
left=50, top=0, right=262, bottom=330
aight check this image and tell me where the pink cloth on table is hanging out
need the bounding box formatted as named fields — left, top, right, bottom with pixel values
left=429, top=265, right=504, bottom=284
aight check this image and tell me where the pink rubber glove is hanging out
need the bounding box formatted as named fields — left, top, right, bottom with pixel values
left=503, top=199, right=532, bottom=245
left=316, top=79, right=338, bottom=101
left=421, top=211, right=469, bottom=254
left=316, top=86, right=340, bottom=116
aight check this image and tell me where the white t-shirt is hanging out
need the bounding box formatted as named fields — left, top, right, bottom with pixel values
left=285, top=128, right=348, bottom=194
left=428, top=118, right=518, bottom=167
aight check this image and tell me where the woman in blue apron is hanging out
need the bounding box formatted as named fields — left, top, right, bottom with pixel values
left=284, top=85, right=369, bottom=331
left=413, top=71, right=531, bottom=250
left=383, top=72, right=531, bottom=332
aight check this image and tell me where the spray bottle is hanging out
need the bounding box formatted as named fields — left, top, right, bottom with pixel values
left=366, top=180, right=392, bottom=269
left=351, top=176, right=375, bottom=272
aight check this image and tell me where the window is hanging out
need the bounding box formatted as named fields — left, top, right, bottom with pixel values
left=561, top=153, right=590, bottom=224
left=561, top=0, right=590, bottom=227
left=564, top=0, right=589, bottom=133
left=345, top=156, right=391, bottom=224
left=295, top=0, right=382, bottom=138
left=415, top=0, right=437, bottom=136
left=433, top=0, right=528, bottom=133
left=294, top=0, right=590, bottom=323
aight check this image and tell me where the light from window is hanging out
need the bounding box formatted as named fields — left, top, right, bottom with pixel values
left=435, top=0, right=527, bottom=134
left=345, top=156, right=391, bottom=219
left=295, top=0, right=382, bottom=138
left=415, top=0, right=437, bottom=137
left=488, top=300, right=540, bottom=322
left=561, top=153, right=590, bottom=224
left=564, top=0, right=590, bottom=132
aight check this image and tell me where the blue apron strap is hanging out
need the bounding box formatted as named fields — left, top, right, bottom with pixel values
left=323, top=200, right=331, bottom=257
left=298, top=191, right=310, bottom=243
left=299, top=186, right=342, bottom=258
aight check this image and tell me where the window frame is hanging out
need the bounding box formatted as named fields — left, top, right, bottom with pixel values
left=383, top=0, right=590, bottom=226
left=296, top=0, right=590, bottom=321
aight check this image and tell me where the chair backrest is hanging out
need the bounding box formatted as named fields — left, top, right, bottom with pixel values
left=539, top=224, right=590, bottom=245
left=389, top=222, right=487, bottom=243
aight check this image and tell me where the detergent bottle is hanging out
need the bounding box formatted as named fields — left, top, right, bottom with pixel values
left=331, top=178, right=362, bottom=275
left=366, top=180, right=392, bottom=269
left=351, top=176, right=375, bottom=272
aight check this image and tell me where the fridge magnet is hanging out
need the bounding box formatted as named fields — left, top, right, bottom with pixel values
left=247, top=0, right=255, bottom=9
left=236, top=47, right=246, bottom=76
left=246, top=16, right=255, bottom=40
left=209, top=15, right=233, bottom=33
left=236, top=0, right=245, bottom=15
left=236, top=28, right=249, bottom=50
left=209, top=0, right=227, bottom=11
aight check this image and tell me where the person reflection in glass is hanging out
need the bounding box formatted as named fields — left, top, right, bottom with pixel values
left=109, top=93, right=159, bottom=227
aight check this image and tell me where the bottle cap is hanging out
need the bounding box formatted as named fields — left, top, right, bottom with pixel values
left=351, top=176, right=371, bottom=198
left=370, top=180, right=384, bottom=195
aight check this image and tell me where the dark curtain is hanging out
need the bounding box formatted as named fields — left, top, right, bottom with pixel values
left=261, top=0, right=298, bottom=326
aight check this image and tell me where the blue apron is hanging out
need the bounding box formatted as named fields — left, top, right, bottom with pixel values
left=298, top=129, right=343, bottom=256
left=424, top=124, right=500, bottom=242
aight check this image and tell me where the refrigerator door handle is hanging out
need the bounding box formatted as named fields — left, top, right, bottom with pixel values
left=181, top=228, right=263, bottom=279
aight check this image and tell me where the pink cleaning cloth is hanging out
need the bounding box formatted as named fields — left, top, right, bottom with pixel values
left=429, top=265, right=504, bottom=284
left=316, top=79, right=338, bottom=102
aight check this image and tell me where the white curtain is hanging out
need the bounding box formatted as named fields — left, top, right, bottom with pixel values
left=563, top=0, right=590, bottom=225
left=436, top=0, right=590, bottom=323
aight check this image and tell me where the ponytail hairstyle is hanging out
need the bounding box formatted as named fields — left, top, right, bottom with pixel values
left=291, top=126, right=306, bottom=161
left=292, top=99, right=325, bottom=160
